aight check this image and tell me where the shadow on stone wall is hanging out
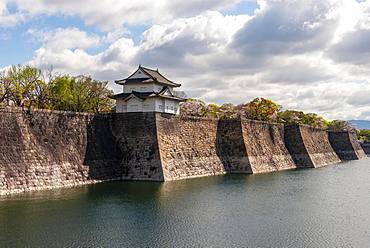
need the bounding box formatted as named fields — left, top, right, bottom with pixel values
left=110, top=113, right=164, bottom=181
left=283, top=125, right=314, bottom=168
left=361, top=143, right=370, bottom=155
left=0, top=111, right=28, bottom=186
left=216, top=119, right=252, bottom=173
left=84, top=115, right=123, bottom=180
left=328, top=132, right=358, bottom=160
left=24, top=111, right=124, bottom=181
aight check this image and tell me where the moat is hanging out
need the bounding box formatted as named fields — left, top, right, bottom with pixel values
left=1, top=158, right=370, bottom=247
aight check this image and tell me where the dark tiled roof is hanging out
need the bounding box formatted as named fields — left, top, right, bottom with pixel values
left=115, top=65, right=181, bottom=87
left=110, top=88, right=186, bottom=101
left=120, top=78, right=152, bottom=84
left=140, top=66, right=181, bottom=87
left=110, top=91, right=154, bottom=100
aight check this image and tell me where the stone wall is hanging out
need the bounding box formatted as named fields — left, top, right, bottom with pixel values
left=111, top=113, right=164, bottom=181
left=284, top=125, right=315, bottom=168
left=241, top=120, right=296, bottom=173
left=329, top=131, right=366, bottom=160
left=156, top=116, right=228, bottom=180
left=361, top=143, right=370, bottom=155
left=216, top=119, right=252, bottom=173
left=156, top=116, right=299, bottom=180
left=299, top=126, right=341, bottom=167
left=0, top=108, right=364, bottom=195
left=284, top=125, right=341, bottom=168
left=0, top=107, right=123, bottom=195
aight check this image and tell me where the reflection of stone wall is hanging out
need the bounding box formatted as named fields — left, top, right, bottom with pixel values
left=0, top=108, right=365, bottom=195
left=329, top=132, right=366, bottom=160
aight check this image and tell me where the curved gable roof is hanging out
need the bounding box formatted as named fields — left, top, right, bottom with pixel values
left=115, top=65, right=181, bottom=87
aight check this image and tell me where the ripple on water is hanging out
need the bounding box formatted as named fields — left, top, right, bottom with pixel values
left=1, top=158, right=370, bottom=247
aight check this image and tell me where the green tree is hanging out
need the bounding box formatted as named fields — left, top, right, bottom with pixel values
left=241, top=97, right=281, bottom=122
left=49, top=75, right=73, bottom=110
left=49, top=75, right=113, bottom=113
left=278, top=110, right=328, bottom=129
left=205, top=103, right=220, bottom=118
left=85, top=77, right=113, bottom=113
left=302, top=113, right=328, bottom=129
left=0, top=71, right=12, bottom=105
left=6, top=65, right=43, bottom=107
left=327, top=120, right=352, bottom=132
left=358, top=129, right=370, bottom=143
left=278, top=110, right=306, bottom=124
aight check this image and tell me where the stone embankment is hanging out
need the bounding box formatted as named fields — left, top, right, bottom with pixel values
left=0, top=107, right=123, bottom=196
left=329, top=132, right=366, bottom=160
left=361, top=143, right=370, bottom=155
left=0, top=107, right=366, bottom=195
left=283, top=125, right=341, bottom=168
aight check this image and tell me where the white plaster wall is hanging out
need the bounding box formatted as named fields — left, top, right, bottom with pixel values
left=123, top=83, right=174, bottom=94
left=142, top=98, right=156, bottom=112
left=116, top=99, right=127, bottom=113
left=116, top=96, right=180, bottom=114
left=155, top=84, right=165, bottom=92
left=124, top=83, right=155, bottom=93
left=129, top=68, right=150, bottom=79
left=127, top=98, right=143, bottom=112
left=164, top=99, right=178, bottom=114
left=155, top=98, right=165, bottom=112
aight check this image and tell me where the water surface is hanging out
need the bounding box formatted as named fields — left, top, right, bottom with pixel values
left=1, top=158, right=370, bottom=247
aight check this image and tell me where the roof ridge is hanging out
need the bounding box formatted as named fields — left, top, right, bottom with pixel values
left=142, top=67, right=180, bottom=86
left=140, top=66, right=157, bottom=72
left=116, top=65, right=181, bottom=87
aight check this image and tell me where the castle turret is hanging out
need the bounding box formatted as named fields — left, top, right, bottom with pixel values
left=111, top=65, right=186, bottom=115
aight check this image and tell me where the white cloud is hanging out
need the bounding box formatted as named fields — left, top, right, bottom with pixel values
left=27, top=27, right=101, bottom=50
left=327, top=0, right=370, bottom=66
left=0, top=1, right=24, bottom=27
left=232, top=0, right=341, bottom=57
left=5, top=0, right=243, bottom=30
left=3, top=0, right=370, bottom=120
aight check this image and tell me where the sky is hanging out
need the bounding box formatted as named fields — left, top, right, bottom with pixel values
left=1, top=0, right=370, bottom=120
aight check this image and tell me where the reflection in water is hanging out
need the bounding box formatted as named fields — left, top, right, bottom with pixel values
left=1, top=158, right=370, bottom=247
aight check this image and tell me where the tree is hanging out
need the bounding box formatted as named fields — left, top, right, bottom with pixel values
left=301, top=113, right=328, bottom=129
left=358, top=129, right=370, bottom=143
left=49, top=75, right=73, bottom=111
left=180, top=99, right=207, bottom=117
left=327, top=120, right=352, bottom=132
left=6, top=65, right=43, bottom=107
left=241, top=97, right=281, bottom=122
left=85, top=78, right=114, bottom=113
left=278, top=110, right=328, bottom=129
left=0, top=71, right=12, bottom=105
left=205, top=103, right=220, bottom=118
left=50, top=75, right=114, bottom=113
left=218, top=103, right=237, bottom=119
left=278, top=110, right=306, bottom=124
